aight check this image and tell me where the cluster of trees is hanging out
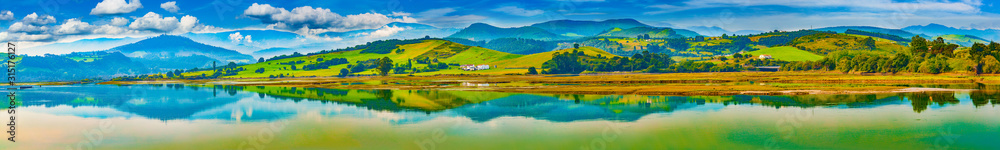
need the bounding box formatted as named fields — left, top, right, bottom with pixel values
left=302, top=58, right=348, bottom=70
left=541, top=49, right=675, bottom=74
left=165, top=69, right=187, bottom=78
left=484, top=38, right=557, bottom=54
left=781, top=35, right=1000, bottom=74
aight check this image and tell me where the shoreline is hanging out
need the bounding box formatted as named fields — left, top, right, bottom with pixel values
left=88, top=72, right=997, bottom=96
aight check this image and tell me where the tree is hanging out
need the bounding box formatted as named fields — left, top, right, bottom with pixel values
left=376, top=57, right=393, bottom=76
left=166, top=71, right=175, bottom=78
left=862, top=37, right=876, bottom=50
left=258, top=57, right=265, bottom=63
left=984, top=56, right=1000, bottom=74
left=910, top=35, right=927, bottom=54
left=527, top=67, right=538, bottom=75
left=574, top=43, right=580, bottom=49
left=338, top=68, right=350, bottom=77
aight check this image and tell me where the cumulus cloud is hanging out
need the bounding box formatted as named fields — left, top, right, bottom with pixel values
left=90, top=0, right=143, bottom=15
left=55, top=19, right=95, bottom=35
left=243, top=3, right=409, bottom=35
left=0, top=11, right=13, bottom=20
left=491, top=6, right=544, bottom=17
left=358, top=25, right=407, bottom=38
left=160, top=1, right=179, bottom=13
left=127, top=12, right=211, bottom=33
left=129, top=12, right=178, bottom=31
left=110, top=17, right=130, bottom=26
left=228, top=32, right=253, bottom=43
left=22, top=13, right=56, bottom=25
left=7, top=22, right=50, bottom=33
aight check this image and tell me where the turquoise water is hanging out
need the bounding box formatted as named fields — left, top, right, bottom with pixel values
left=1, top=84, right=998, bottom=149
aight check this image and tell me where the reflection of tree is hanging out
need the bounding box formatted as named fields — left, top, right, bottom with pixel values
left=970, top=91, right=999, bottom=107
left=905, top=92, right=959, bottom=113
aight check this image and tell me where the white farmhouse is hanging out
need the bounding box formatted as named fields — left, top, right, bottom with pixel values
left=758, top=54, right=772, bottom=59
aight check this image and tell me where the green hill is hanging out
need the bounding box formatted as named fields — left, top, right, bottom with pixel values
left=529, top=19, right=651, bottom=37
left=745, top=46, right=823, bottom=61
left=935, top=34, right=990, bottom=47
left=597, top=27, right=686, bottom=39
left=790, top=33, right=907, bottom=55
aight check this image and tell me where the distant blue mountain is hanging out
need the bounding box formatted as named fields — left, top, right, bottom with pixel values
left=813, top=26, right=917, bottom=38
left=903, top=23, right=1000, bottom=42
left=448, top=23, right=570, bottom=41
left=529, top=19, right=651, bottom=37
left=685, top=26, right=764, bottom=36
left=106, top=35, right=254, bottom=70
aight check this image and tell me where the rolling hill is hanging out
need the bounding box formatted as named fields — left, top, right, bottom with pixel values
left=105, top=35, right=254, bottom=70
left=529, top=19, right=651, bottom=37
left=934, top=34, right=990, bottom=47
left=789, top=33, right=907, bottom=55
left=597, top=27, right=686, bottom=39
left=813, top=26, right=917, bottom=39
left=903, top=23, right=1000, bottom=42
left=745, top=46, right=823, bottom=61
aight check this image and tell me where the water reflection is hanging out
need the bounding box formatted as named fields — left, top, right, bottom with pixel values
left=5, top=84, right=999, bottom=123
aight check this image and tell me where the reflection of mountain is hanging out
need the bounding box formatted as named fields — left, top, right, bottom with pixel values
left=17, top=85, right=242, bottom=120
left=11, top=85, right=996, bottom=123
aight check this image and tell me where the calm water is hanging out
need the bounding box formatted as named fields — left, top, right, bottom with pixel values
left=1, top=84, right=999, bottom=149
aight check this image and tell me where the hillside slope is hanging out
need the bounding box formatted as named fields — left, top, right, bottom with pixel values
left=529, top=19, right=651, bottom=37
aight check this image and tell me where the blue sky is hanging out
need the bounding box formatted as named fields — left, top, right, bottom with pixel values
left=2, top=0, right=999, bottom=55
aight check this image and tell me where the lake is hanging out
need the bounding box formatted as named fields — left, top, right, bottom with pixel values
left=1, top=84, right=999, bottom=149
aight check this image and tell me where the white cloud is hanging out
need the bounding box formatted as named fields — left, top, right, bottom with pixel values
left=129, top=12, right=178, bottom=31
left=0, top=32, right=54, bottom=42
left=160, top=1, right=179, bottom=13
left=127, top=12, right=212, bottom=33
left=90, top=0, right=143, bottom=15
left=0, top=11, right=13, bottom=20
left=243, top=3, right=409, bottom=35
left=55, top=19, right=95, bottom=35
left=389, top=12, right=411, bottom=17
left=7, top=22, right=49, bottom=33
left=110, top=17, right=129, bottom=26
left=364, top=25, right=407, bottom=38
left=646, top=0, right=983, bottom=15
left=21, top=13, right=56, bottom=25
left=415, top=8, right=487, bottom=28
left=228, top=32, right=253, bottom=43
left=229, top=32, right=244, bottom=42
left=491, top=6, right=544, bottom=17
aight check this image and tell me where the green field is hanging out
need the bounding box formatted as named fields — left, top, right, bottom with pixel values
left=745, top=46, right=824, bottom=61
